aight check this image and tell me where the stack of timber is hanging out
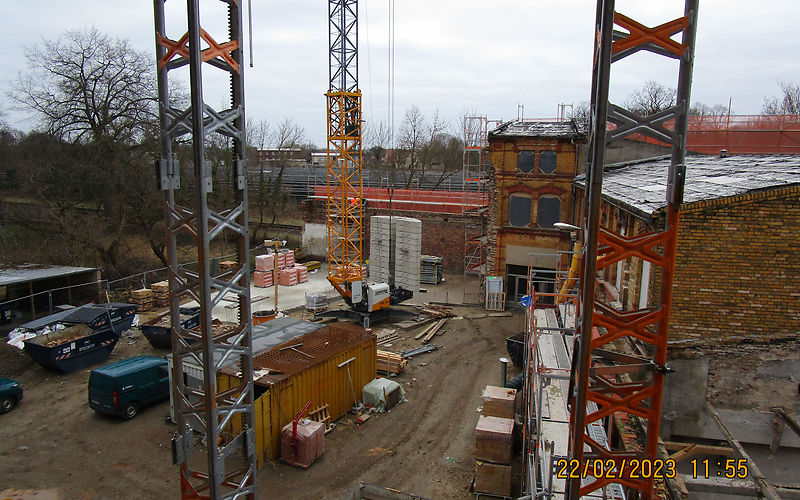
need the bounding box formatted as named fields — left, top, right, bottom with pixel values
left=129, top=288, right=153, bottom=311
left=218, top=260, right=238, bottom=273
left=375, top=329, right=399, bottom=346
left=376, top=350, right=406, bottom=374
left=414, top=318, right=447, bottom=344
left=419, top=303, right=453, bottom=318
left=473, top=415, right=513, bottom=496
left=481, top=386, right=517, bottom=420
left=301, top=260, right=321, bottom=271
left=151, top=281, right=170, bottom=307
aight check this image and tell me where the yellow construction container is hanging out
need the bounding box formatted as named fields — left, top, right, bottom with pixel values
left=219, top=323, right=376, bottom=467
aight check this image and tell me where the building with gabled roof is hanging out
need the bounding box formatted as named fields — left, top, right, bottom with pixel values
left=574, top=153, right=800, bottom=344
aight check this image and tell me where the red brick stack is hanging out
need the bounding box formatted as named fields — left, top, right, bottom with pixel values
left=295, top=265, right=308, bottom=283
left=254, top=271, right=274, bottom=288
left=279, top=268, right=298, bottom=287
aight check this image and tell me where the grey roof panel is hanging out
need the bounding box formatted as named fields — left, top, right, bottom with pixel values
left=576, top=154, right=800, bottom=215
left=0, top=264, right=99, bottom=287
left=489, top=119, right=585, bottom=140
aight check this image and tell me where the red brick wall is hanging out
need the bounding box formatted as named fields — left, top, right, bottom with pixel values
left=301, top=198, right=481, bottom=272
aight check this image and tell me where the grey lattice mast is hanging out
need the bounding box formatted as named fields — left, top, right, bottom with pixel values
left=154, top=1, right=257, bottom=498
left=567, top=0, right=698, bottom=498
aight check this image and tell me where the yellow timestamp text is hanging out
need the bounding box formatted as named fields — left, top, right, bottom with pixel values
left=690, top=458, right=749, bottom=479
left=555, top=458, right=677, bottom=480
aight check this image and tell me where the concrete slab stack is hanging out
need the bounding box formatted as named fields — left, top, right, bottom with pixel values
left=392, top=217, right=421, bottom=293
left=369, top=216, right=421, bottom=292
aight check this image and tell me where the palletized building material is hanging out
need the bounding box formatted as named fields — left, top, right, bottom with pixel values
left=475, top=461, right=512, bottom=496
left=420, top=255, right=443, bottom=284
left=280, top=419, right=325, bottom=468
left=475, top=415, right=513, bottom=464
left=305, top=293, right=328, bottom=311
left=279, top=268, right=298, bottom=286
left=255, top=254, right=274, bottom=272
left=369, top=215, right=421, bottom=292
left=481, top=386, right=517, bottom=419
left=295, top=265, right=309, bottom=283
left=254, top=270, right=274, bottom=288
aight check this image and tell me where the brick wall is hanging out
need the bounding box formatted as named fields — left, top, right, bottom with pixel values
left=669, top=185, right=800, bottom=341
left=301, top=198, right=482, bottom=272
left=575, top=184, right=800, bottom=342
left=487, top=137, right=580, bottom=276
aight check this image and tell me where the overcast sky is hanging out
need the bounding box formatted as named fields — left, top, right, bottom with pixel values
left=1, top=1, right=799, bottom=147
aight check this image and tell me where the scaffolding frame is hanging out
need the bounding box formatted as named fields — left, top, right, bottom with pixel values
left=462, top=116, right=489, bottom=304
left=154, top=0, right=257, bottom=498
left=523, top=251, right=625, bottom=500
left=567, top=1, right=699, bottom=498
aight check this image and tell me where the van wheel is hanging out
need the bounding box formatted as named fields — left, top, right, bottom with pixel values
left=0, top=396, right=15, bottom=413
left=122, top=402, right=138, bottom=420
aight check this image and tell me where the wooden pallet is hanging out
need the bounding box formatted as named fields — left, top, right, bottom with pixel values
left=377, top=350, right=407, bottom=374
left=307, top=404, right=334, bottom=434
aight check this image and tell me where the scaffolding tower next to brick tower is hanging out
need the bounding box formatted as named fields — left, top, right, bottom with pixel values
left=463, top=115, right=489, bottom=304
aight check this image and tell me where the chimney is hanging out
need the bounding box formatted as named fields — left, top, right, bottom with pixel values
left=720, top=149, right=728, bottom=158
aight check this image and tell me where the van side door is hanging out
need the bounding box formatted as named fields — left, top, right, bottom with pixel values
left=155, top=364, right=170, bottom=403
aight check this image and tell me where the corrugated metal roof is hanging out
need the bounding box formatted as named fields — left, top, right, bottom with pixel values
left=575, top=154, right=800, bottom=216
left=489, top=119, right=585, bottom=140
left=0, top=264, right=99, bottom=287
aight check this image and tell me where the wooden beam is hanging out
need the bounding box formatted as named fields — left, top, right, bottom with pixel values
left=773, top=407, right=800, bottom=439
left=705, top=402, right=781, bottom=500
left=663, top=440, right=735, bottom=458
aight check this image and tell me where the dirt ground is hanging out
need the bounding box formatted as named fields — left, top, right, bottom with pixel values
left=0, top=298, right=526, bottom=499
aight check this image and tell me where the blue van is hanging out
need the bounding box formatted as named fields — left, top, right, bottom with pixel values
left=88, top=356, right=170, bottom=419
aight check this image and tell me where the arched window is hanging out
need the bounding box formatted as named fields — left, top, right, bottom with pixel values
left=539, top=150, right=557, bottom=174
left=517, top=151, right=535, bottom=173
left=508, top=194, right=532, bottom=227
left=537, top=195, right=561, bottom=228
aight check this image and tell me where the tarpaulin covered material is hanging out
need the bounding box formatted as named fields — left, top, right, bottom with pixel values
left=362, top=378, right=405, bottom=412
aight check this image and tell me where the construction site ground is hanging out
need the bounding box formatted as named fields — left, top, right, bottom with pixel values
left=0, top=275, right=525, bottom=500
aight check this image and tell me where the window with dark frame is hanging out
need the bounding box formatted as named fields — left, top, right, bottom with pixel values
left=508, top=194, right=532, bottom=227
left=517, top=151, right=535, bottom=173
left=537, top=196, right=561, bottom=228
left=539, top=150, right=557, bottom=174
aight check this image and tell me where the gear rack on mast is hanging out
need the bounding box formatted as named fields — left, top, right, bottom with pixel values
left=154, top=1, right=257, bottom=498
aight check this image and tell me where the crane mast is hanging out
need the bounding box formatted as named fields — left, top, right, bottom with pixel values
left=326, top=0, right=364, bottom=304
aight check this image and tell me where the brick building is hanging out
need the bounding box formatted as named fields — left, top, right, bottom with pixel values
left=486, top=120, right=586, bottom=303
left=574, top=154, right=800, bottom=343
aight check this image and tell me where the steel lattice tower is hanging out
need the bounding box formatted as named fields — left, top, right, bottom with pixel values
left=154, top=1, right=257, bottom=498
left=326, top=0, right=364, bottom=300
left=568, top=0, right=698, bottom=498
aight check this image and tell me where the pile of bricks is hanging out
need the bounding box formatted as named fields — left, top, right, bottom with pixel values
left=279, top=268, right=298, bottom=287
left=295, top=265, right=308, bottom=283
left=473, top=385, right=517, bottom=497
left=151, top=281, right=170, bottom=307
left=130, top=288, right=153, bottom=312
left=254, top=254, right=274, bottom=289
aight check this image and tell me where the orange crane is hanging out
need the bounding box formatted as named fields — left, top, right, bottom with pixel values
left=325, top=0, right=411, bottom=327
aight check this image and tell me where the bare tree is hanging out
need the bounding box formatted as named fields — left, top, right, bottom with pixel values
left=9, top=27, right=156, bottom=144
left=624, top=80, right=677, bottom=116
left=763, top=81, right=800, bottom=115
left=396, top=106, right=426, bottom=188
left=6, top=28, right=161, bottom=276
left=690, top=102, right=729, bottom=117
left=568, top=101, right=591, bottom=131
left=271, top=118, right=305, bottom=149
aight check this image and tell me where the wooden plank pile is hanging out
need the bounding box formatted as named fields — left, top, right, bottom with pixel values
left=151, top=281, right=170, bottom=308
left=376, top=350, right=406, bottom=374
left=473, top=384, right=515, bottom=497
left=419, top=303, right=453, bottom=318
left=375, top=329, right=399, bottom=346
left=218, top=260, right=238, bottom=273
left=414, top=318, right=447, bottom=344
left=130, top=288, right=153, bottom=311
